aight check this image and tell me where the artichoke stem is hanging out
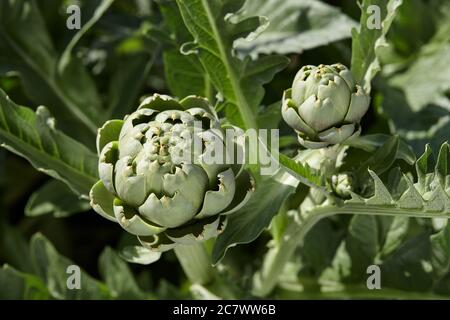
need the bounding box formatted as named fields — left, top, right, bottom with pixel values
left=253, top=188, right=327, bottom=297
left=174, top=243, right=214, bottom=285
left=252, top=220, right=301, bottom=297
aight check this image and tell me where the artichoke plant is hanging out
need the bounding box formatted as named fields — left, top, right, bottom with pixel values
left=331, top=173, right=354, bottom=198
left=282, top=63, right=370, bottom=149
left=89, top=94, right=254, bottom=252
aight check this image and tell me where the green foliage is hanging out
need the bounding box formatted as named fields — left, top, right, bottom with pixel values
left=159, top=1, right=209, bottom=99
left=303, top=143, right=450, bottom=221
left=0, top=233, right=157, bottom=299
left=25, top=180, right=90, bottom=218
left=0, top=0, right=104, bottom=145
left=212, top=173, right=297, bottom=264
left=234, top=0, right=357, bottom=56
left=0, top=0, right=449, bottom=300
left=0, top=89, right=98, bottom=197
left=175, top=0, right=289, bottom=129
left=377, top=0, right=450, bottom=153
left=351, top=0, right=403, bottom=92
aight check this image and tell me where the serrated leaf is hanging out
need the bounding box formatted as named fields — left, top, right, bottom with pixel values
left=300, top=143, right=450, bottom=252
left=397, top=176, right=424, bottom=209
left=416, top=144, right=434, bottom=187
left=345, top=133, right=416, bottom=165
left=270, top=143, right=450, bottom=296
left=176, top=0, right=289, bottom=129
left=321, top=144, right=449, bottom=217
left=366, top=170, right=394, bottom=205
left=235, top=0, right=357, bottom=56
left=278, top=153, right=324, bottom=190
left=163, top=50, right=209, bottom=99
left=351, top=0, right=403, bottom=91
left=0, top=89, right=98, bottom=197
left=423, top=184, right=447, bottom=213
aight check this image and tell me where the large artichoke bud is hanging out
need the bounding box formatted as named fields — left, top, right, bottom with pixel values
left=282, top=63, right=370, bottom=149
left=89, top=94, right=254, bottom=252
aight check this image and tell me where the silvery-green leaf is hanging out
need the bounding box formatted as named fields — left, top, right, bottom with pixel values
left=235, top=0, right=356, bottom=57
left=0, top=89, right=98, bottom=197
left=30, top=234, right=110, bottom=299
left=351, top=0, right=403, bottom=92
left=99, top=247, right=147, bottom=299
left=26, top=180, right=90, bottom=218
left=176, top=0, right=289, bottom=129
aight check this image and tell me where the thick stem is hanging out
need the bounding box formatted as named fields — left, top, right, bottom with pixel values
left=253, top=146, right=343, bottom=297
left=174, top=243, right=214, bottom=285
left=253, top=201, right=450, bottom=297
left=252, top=221, right=301, bottom=297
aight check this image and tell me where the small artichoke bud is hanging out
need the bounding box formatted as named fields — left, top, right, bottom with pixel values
left=90, top=94, right=254, bottom=252
left=282, top=64, right=370, bottom=149
left=331, top=173, right=354, bottom=198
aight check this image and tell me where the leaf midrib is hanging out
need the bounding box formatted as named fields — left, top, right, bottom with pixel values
left=0, top=29, right=98, bottom=133
left=0, top=125, right=98, bottom=195
left=199, top=0, right=258, bottom=129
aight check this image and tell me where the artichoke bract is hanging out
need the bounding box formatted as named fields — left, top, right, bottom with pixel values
left=282, top=64, right=370, bottom=149
left=89, top=94, right=254, bottom=252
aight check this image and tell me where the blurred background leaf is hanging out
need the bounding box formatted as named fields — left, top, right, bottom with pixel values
left=235, top=0, right=357, bottom=57
left=25, top=180, right=90, bottom=218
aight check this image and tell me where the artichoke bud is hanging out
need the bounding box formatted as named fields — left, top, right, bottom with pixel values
left=282, top=63, right=370, bottom=149
left=90, top=94, right=254, bottom=252
left=331, top=173, right=354, bottom=198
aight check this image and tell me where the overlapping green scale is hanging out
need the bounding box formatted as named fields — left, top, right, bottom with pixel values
left=282, top=63, right=370, bottom=149
left=90, top=94, right=254, bottom=252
